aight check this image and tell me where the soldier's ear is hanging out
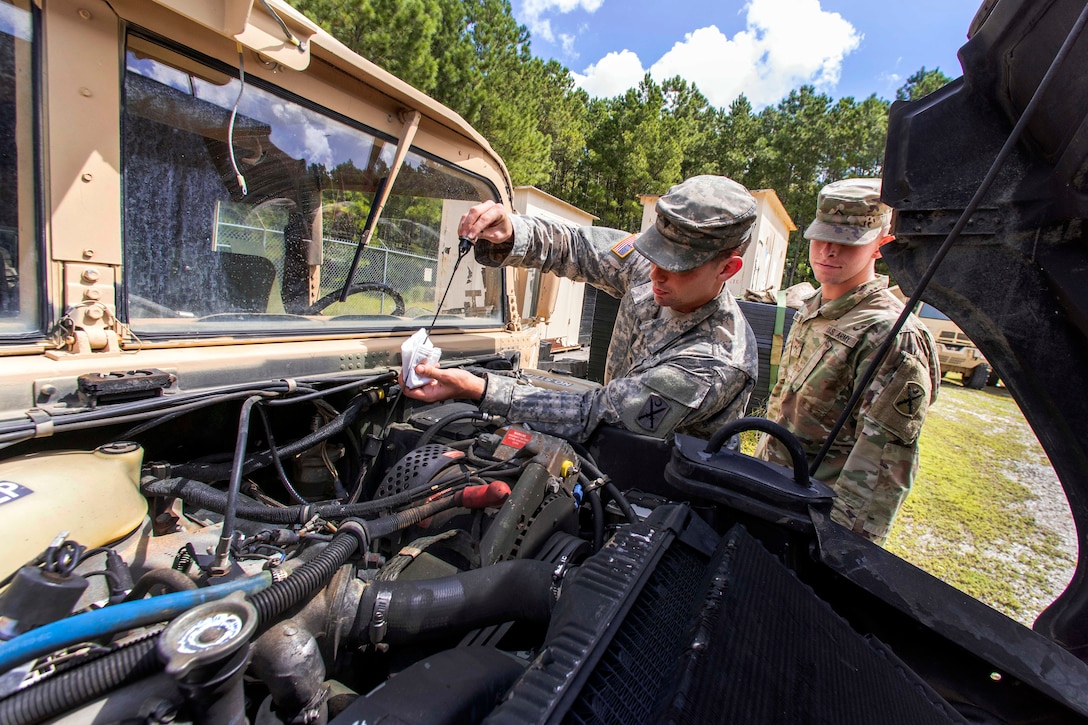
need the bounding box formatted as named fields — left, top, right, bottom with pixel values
left=874, top=234, right=895, bottom=259
left=720, top=254, right=743, bottom=281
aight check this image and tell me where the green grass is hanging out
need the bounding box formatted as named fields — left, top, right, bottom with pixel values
left=743, top=382, right=1075, bottom=625
left=886, top=383, right=1075, bottom=625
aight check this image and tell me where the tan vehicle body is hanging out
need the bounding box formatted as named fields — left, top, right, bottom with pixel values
left=0, top=0, right=579, bottom=585
left=0, top=0, right=546, bottom=422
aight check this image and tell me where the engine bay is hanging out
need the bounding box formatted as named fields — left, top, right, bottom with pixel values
left=0, top=361, right=690, bottom=723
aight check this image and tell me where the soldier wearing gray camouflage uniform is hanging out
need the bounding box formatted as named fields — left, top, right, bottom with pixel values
left=756, top=178, right=940, bottom=545
left=402, top=175, right=760, bottom=443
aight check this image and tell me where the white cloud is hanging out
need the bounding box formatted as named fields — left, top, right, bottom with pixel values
left=571, top=50, right=646, bottom=100
left=560, top=33, right=577, bottom=58
left=520, top=0, right=604, bottom=43
left=573, top=0, right=861, bottom=109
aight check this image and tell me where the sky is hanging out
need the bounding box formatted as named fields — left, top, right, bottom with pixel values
left=511, top=0, right=983, bottom=109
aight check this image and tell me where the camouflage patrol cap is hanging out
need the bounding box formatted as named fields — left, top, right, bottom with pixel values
left=804, top=177, right=892, bottom=246
left=634, top=175, right=757, bottom=272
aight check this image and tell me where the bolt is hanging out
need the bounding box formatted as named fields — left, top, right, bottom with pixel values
left=79, top=87, right=92, bottom=98
left=84, top=288, right=101, bottom=300
left=82, top=248, right=94, bottom=259
left=81, top=173, right=93, bottom=182
left=40, top=384, right=57, bottom=397
left=77, top=8, right=92, bottom=20
left=82, top=268, right=99, bottom=283
left=86, top=306, right=103, bottom=321
left=283, top=625, right=299, bottom=637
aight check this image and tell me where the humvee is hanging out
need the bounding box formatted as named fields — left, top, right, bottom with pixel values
left=2, top=1, right=1088, bottom=723
left=889, top=286, right=997, bottom=389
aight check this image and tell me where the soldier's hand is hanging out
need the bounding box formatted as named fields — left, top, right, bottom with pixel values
left=399, top=364, right=487, bottom=403
left=458, top=200, right=513, bottom=245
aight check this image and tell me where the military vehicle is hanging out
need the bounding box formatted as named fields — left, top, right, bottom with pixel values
left=1, top=0, right=1087, bottom=723
left=889, top=286, right=997, bottom=388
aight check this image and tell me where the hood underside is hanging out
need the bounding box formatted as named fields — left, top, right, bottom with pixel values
left=881, top=0, right=1088, bottom=653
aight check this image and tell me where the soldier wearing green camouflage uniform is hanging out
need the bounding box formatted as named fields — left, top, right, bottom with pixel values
left=756, top=178, right=940, bottom=545
left=402, top=175, right=760, bottom=443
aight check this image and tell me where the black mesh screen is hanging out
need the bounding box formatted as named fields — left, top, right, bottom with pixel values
left=659, top=525, right=965, bottom=724
left=567, top=544, right=706, bottom=724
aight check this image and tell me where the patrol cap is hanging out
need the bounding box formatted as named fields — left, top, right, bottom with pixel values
left=634, top=175, right=757, bottom=272
left=803, top=177, right=892, bottom=246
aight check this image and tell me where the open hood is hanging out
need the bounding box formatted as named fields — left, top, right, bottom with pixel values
left=882, top=0, right=1088, bottom=653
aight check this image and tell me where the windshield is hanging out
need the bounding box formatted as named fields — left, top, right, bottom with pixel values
left=122, top=36, right=502, bottom=336
left=917, top=302, right=950, bottom=321
left=0, top=0, right=39, bottom=336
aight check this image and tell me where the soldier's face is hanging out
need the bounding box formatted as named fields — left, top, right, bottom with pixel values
left=809, top=238, right=883, bottom=298
left=648, top=254, right=742, bottom=313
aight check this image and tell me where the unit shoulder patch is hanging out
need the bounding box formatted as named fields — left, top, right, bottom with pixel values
left=637, top=393, right=671, bottom=432
left=868, top=353, right=932, bottom=444
left=893, top=381, right=927, bottom=417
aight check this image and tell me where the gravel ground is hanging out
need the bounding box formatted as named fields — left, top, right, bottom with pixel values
left=928, top=385, right=1078, bottom=626
left=1002, top=436, right=1079, bottom=622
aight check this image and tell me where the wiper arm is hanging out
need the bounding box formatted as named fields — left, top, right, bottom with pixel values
left=338, top=175, right=388, bottom=303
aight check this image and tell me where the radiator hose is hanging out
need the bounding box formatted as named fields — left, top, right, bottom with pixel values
left=353, top=559, right=560, bottom=646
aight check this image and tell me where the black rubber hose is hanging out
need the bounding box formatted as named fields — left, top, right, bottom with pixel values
left=586, top=488, right=605, bottom=552
left=0, top=637, right=159, bottom=725
left=603, top=481, right=638, bottom=525
left=170, top=393, right=373, bottom=482
left=142, top=473, right=463, bottom=524
left=124, top=568, right=198, bottom=601
left=256, top=403, right=309, bottom=505
left=248, top=495, right=458, bottom=624
left=354, top=560, right=557, bottom=645
left=415, top=409, right=491, bottom=449
left=250, top=528, right=363, bottom=624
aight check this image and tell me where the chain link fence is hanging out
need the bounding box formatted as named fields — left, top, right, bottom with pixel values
left=215, top=221, right=438, bottom=314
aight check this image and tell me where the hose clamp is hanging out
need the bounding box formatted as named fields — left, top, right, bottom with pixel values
left=27, top=408, right=54, bottom=438
left=338, top=518, right=370, bottom=552
left=370, top=589, right=392, bottom=645
left=551, top=559, right=570, bottom=601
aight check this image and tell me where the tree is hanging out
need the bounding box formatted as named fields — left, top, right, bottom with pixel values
left=581, top=75, right=690, bottom=230
left=291, top=0, right=441, bottom=92
left=896, top=67, right=954, bottom=102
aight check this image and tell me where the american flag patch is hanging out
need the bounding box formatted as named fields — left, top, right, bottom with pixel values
left=611, top=234, right=637, bottom=258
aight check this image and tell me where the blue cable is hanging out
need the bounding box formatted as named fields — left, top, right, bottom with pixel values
left=0, top=571, right=272, bottom=674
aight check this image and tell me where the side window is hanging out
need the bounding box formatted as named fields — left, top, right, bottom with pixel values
left=0, top=0, right=40, bottom=335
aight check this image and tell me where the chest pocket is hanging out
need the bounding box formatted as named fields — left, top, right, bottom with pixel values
left=790, top=336, right=854, bottom=420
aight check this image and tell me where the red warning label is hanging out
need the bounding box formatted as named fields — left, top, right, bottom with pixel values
left=501, top=428, right=533, bottom=449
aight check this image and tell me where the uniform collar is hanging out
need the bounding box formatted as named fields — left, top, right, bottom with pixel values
left=804, top=275, right=889, bottom=321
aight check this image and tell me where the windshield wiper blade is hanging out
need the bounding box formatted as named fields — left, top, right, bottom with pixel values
left=337, top=175, right=388, bottom=303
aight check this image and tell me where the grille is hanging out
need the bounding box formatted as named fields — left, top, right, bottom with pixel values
left=567, top=545, right=705, bottom=724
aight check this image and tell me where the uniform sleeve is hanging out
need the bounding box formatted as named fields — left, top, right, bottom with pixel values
left=479, top=357, right=752, bottom=443
left=474, top=215, right=649, bottom=298
left=830, top=337, right=936, bottom=543
left=828, top=419, right=918, bottom=544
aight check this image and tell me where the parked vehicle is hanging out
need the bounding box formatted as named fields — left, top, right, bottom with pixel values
left=0, top=1, right=1087, bottom=723
left=890, top=286, right=996, bottom=388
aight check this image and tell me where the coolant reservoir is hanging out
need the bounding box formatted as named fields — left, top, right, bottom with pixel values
left=0, top=442, right=146, bottom=581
